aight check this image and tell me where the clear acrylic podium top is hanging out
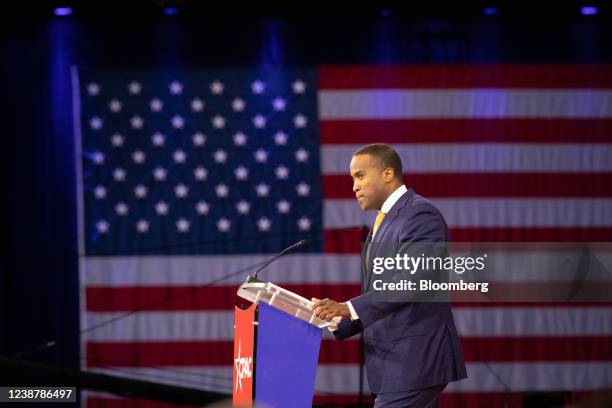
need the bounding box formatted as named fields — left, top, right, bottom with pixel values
left=237, top=277, right=341, bottom=329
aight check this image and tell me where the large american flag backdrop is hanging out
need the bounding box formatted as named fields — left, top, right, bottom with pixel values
left=74, top=65, right=612, bottom=407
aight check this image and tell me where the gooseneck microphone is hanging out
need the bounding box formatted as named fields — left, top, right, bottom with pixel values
left=247, top=240, right=308, bottom=282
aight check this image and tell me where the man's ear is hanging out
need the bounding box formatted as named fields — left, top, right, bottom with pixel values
left=383, top=167, right=395, bottom=183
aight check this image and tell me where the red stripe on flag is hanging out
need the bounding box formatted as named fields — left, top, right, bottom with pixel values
left=85, top=340, right=359, bottom=367
left=461, top=336, right=612, bottom=362
left=86, top=336, right=612, bottom=367
left=439, top=391, right=605, bottom=408
left=86, top=396, right=201, bottom=408
left=451, top=302, right=612, bottom=308
left=449, top=227, right=612, bottom=242
left=320, top=119, right=612, bottom=144
left=321, top=336, right=612, bottom=364
left=318, top=65, right=612, bottom=89
left=86, top=341, right=230, bottom=367
left=90, top=282, right=612, bottom=312
left=314, top=391, right=604, bottom=408
left=323, top=173, right=612, bottom=198
left=440, top=392, right=534, bottom=408
left=324, top=228, right=612, bottom=253
left=450, top=282, right=612, bottom=303
left=323, top=227, right=365, bottom=253
left=313, top=394, right=374, bottom=405
left=313, top=393, right=524, bottom=407
left=86, top=392, right=601, bottom=408
left=85, top=339, right=359, bottom=367
left=86, top=280, right=612, bottom=312
left=86, top=284, right=361, bottom=312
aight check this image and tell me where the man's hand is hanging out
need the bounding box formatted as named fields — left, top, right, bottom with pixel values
left=311, top=297, right=351, bottom=321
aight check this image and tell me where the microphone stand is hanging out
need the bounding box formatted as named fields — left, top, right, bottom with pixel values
left=246, top=239, right=307, bottom=283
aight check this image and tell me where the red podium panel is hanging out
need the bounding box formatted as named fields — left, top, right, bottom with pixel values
left=233, top=279, right=330, bottom=407
left=233, top=303, right=255, bottom=407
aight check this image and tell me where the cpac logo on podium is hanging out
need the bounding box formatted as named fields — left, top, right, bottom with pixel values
left=234, top=339, right=253, bottom=392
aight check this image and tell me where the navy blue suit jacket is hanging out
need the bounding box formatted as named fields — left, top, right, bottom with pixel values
left=334, top=188, right=467, bottom=393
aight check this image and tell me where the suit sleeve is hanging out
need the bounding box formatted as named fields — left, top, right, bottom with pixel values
left=349, top=205, right=449, bottom=329
left=333, top=316, right=364, bottom=340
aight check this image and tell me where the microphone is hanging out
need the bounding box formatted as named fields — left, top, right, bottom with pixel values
left=247, top=240, right=307, bottom=282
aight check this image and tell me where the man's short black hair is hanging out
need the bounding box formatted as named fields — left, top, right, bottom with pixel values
left=353, top=143, right=403, bottom=181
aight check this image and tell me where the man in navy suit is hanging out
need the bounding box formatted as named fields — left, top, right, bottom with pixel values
left=312, top=144, right=467, bottom=407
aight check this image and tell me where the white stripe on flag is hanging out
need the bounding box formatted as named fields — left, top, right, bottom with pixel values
left=447, top=362, right=612, bottom=392
left=86, top=366, right=367, bottom=395
left=318, top=90, right=612, bottom=119
left=83, top=255, right=360, bottom=287
left=452, top=307, right=612, bottom=337
left=324, top=198, right=612, bottom=229
left=85, top=307, right=612, bottom=341
left=87, top=361, right=612, bottom=394
left=321, top=144, right=612, bottom=174
left=87, top=366, right=233, bottom=394
left=86, top=311, right=233, bottom=342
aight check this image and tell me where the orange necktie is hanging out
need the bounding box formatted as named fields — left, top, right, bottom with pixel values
left=366, top=211, right=386, bottom=270
left=372, top=211, right=386, bottom=239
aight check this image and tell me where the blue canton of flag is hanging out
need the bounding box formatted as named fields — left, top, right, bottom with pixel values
left=79, top=69, right=322, bottom=255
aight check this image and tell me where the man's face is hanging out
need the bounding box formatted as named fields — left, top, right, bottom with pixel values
left=350, top=154, right=388, bottom=211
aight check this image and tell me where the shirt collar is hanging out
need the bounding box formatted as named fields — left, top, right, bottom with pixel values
left=380, top=185, right=408, bottom=214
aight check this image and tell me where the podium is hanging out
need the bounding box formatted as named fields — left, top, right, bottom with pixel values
left=233, top=277, right=338, bottom=407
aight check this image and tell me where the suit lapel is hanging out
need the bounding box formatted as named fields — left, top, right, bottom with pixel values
left=365, top=190, right=414, bottom=290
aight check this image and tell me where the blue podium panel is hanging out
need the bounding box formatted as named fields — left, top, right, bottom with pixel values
left=255, top=302, right=321, bottom=408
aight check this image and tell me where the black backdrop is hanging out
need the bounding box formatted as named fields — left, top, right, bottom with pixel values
left=2, top=9, right=612, bottom=378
